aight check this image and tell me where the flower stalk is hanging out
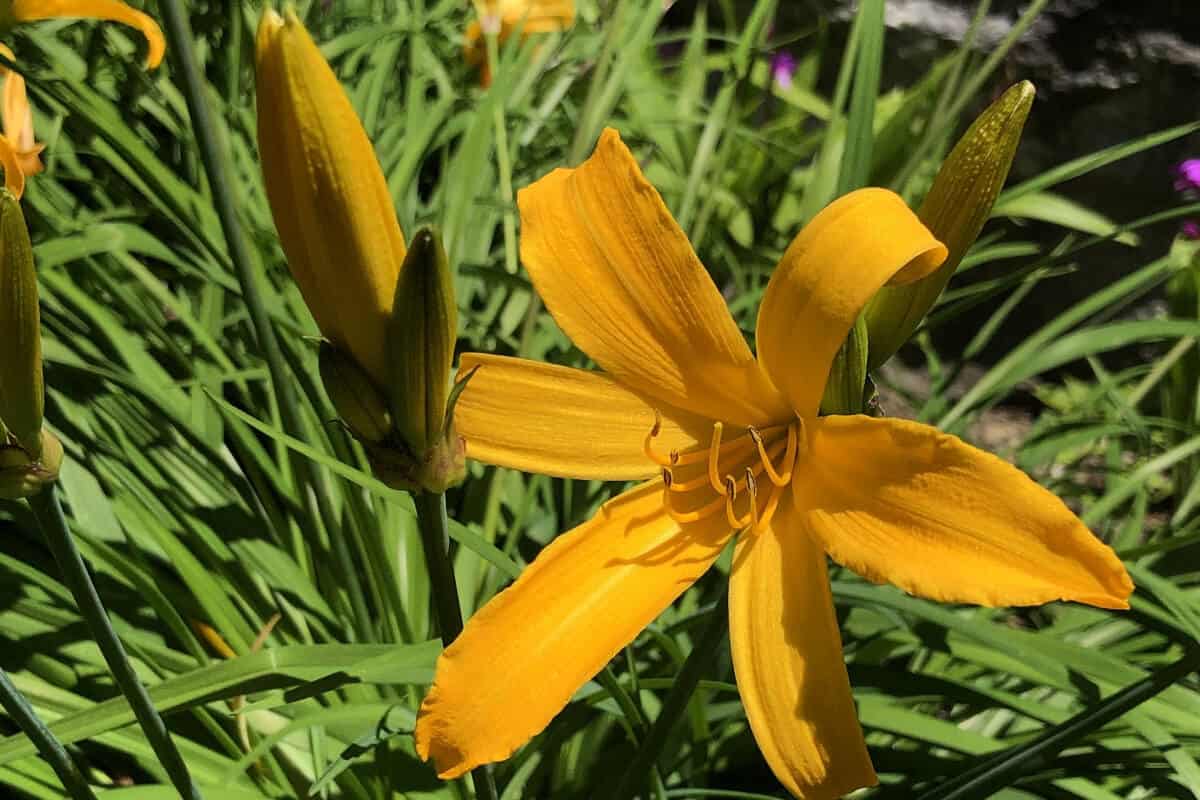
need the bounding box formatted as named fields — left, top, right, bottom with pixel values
left=411, top=490, right=499, bottom=800
left=27, top=487, right=203, bottom=800
left=0, top=667, right=98, bottom=800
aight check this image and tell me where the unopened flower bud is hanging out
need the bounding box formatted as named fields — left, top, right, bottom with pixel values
left=318, top=341, right=393, bottom=445
left=387, top=227, right=457, bottom=458
left=256, top=8, right=407, bottom=388
left=865, top=81, right=1035, bottom=369
left=0, top=189, right=42, bottom=454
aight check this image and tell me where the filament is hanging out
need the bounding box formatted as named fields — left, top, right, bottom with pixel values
left=707, top=423, right=726, bottom=495
left=654, top=418, right=801, bottom=533
left=643, top=411, right=674, bottom=467
left=749, top=425, right=797, bottom=487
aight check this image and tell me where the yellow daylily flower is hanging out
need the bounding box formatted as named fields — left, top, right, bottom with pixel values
left=464, top=0, right=574, bottom=84
left=3, top=0, right=165, bottom=68
left=413, top=129, right=1134, bottom=797
left=0, top=0, right=165, bottom=193
left=0, top=44, right=42, bottom=182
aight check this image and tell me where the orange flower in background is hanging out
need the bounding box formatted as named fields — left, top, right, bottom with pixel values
left=412, top=129, right=1134, bottom=798
left=0, top=0, right=164, bottom=195
left=465, top=0, right=574, bottom=85
left=4, top=0, right=164, bottom=68
left=0, top=44, right=42, bottom=182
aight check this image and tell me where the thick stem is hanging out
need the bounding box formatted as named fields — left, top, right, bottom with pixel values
left=412, top=491, right=498, bottom=800
left=0, top=668, right=98, bottom=800
left=607, top=595, right=730, bottom=800
left=28, top=487, right=203, bottom=800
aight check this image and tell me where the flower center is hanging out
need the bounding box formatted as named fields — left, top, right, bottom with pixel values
left=644, top=414, right=801, bottom=533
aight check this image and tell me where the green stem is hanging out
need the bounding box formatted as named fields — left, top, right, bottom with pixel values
left=28, top=487, right=203, bottom=800
left=608, top=594, right=730, bottom=800
left=0, top=668, right=98, bottom=800
left=157, top=0, right=374, bottom=640
left=412, top=492, right=499, bottom=800
left=484, top=31, right=518, bottom=276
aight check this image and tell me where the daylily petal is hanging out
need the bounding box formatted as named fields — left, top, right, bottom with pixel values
left=0, top=47, right=42, bottom=178
left=0, top=134, right=25, bottom=198
left=464, top=0, right=575, bottom=67
left=756, top=188, right=947, bottom=419
left=518, top=128, right=791, bottom=427
left=794, top=415, right=1133, bottom=609
left=415, top=480, right=734, bottom=778
left=455, top=353, right=711, bottom=481
left=729, top=497, right=876, bottom=800
left=256, top=9, right=406, bottom=387
left=11, top=0, right=165, bottom=69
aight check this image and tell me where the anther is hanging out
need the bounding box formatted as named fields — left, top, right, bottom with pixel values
left=745, top=467, right=760, bottom=529
left=643, top=410, right=675, bottom=467
left=750, top=424, right=797, bottom=487
left=724, top=473, right=755, bottom=530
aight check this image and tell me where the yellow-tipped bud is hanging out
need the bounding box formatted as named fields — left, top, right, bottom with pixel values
left=3, top=0, right=165, bottom=69
left=388, top=227, right=457, bottom=457
left=0, top=189, right=42, bottom=454
left=820, top=313, right=870, bottom=415
left=865, top=81, right=1035, bottom=369
left=255, top=7, right=407, bottom=389
left=318, top=341, right=393, bottom=445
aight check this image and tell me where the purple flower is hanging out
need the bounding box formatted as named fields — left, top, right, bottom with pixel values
left=1183, top=220, right=1200, bottom=240
left=1175, top=159, right=1200, bottom=193
left=771, top=52, right=797, bottom=90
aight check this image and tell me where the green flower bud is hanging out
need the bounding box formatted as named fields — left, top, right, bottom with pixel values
left=318, top=341, right=393, bottom=444
left=0, top=189, right=43, bottom=455
left=387, top=226, right=457, bottom=457
left=0, top=427, right=61, bottom=499
left=865, top=81, right=1035, bottom=369
left=820, top=313, right=870, bottom=416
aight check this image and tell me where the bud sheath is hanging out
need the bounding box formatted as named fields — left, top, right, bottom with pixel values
left=388, top=227, right=457, bottom=456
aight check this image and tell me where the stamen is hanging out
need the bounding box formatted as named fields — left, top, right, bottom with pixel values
left=708, top=423, right=727, bottom=495
left=724, top=474, right=756, bottom=530
left=643, top=411, right=675, bottom=467
left=745, top=467, right=760, bottom=529
left=667, top=469, right=717, bottom=492
left=749, top=425, right=798, bottom=487
left=662, top=486, right=728, bottom=523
